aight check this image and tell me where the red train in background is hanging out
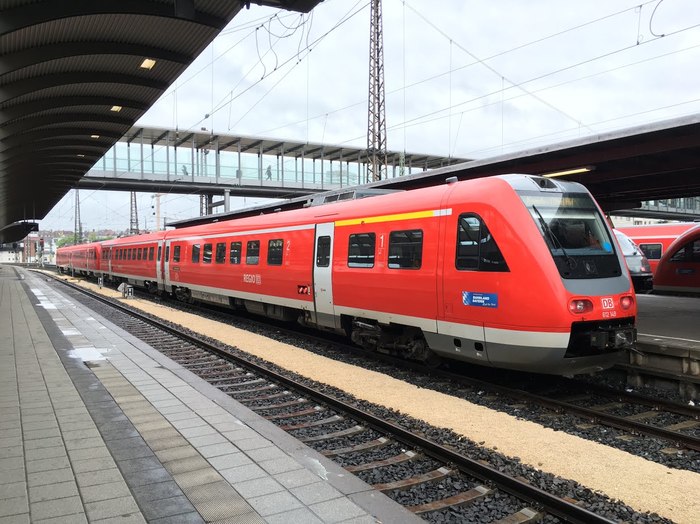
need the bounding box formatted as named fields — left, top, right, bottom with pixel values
left=57, top=174, right=638, bottom=375
left=652, top=224, right=700, bottom=295
left=617, top=222, right=700, bottom=295
left=617, top=222, right=696, bottom=274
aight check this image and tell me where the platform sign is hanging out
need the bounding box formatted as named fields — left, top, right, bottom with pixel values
left=463, top=291, right=498, bottom=308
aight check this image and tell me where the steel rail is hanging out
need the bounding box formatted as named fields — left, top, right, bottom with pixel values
left=52, top=276, right=615, bottom=524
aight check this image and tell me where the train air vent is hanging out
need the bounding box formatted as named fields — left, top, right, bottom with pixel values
left=308, top=188, right=402, bottom=207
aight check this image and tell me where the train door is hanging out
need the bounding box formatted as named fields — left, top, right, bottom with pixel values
left=438, top=209, right=490, bottom=363
left=312, top=222, right=338, bottom=328
left=156, top=239, right=166, bottom=291
left=163, top=239, right=172, bottom=292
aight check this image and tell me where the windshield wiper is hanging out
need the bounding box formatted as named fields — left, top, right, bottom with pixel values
left=532, top=205, right=575, bottom=269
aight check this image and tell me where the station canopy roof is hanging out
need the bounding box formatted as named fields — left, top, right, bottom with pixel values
left=0, top=0, right=322, bottom=243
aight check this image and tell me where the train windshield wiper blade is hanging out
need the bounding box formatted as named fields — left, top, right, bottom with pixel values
left=532, top=205, right=575, bottom=268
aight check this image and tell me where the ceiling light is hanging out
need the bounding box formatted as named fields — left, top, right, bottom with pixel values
left=110, top=105, right=122, bottom=112
left=90, top=135, right=100, bottom=139
left=77, top=154, right=85, bottom=158
left=140, top=58, right=156, bottom=70
left=542, top=166, right=594, bottom=178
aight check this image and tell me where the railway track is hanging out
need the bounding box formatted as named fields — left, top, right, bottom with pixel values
left=144, top=283, right=700, bottom=461
left=47, top=276, right=646, bottom=523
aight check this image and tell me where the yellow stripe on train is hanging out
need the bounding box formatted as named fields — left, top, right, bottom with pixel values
left=335, top=208, right=450, bottom=227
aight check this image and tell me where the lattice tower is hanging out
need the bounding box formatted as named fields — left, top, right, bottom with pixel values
left=367, top=0, right=387, bottom=182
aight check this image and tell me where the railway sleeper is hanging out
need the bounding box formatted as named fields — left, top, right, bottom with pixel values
left=298, top=424, right=365, bottom=443
left=265, top=406, right=323, bottom=420
left=281, top=414, right=344, bottom=431
left=407, top=484, right=494, bottom=515
left=238, top=391, right=291, bottom=402
left=346, top=450, right=420, bottom=473
left=373, top=466, right=452, bottom=492
left=248, top=398, right=308, bottom=411
left=322, top=436, right=390, bottom=457
left=491, top=507, right=544, bottom=524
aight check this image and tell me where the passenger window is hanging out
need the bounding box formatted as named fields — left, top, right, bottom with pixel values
left=157, top=246, right=161, bottom=261
left=246, top=240, right=260, bottom=265
left=348, top=233, right=375, bottom=268
left=229, top=242, right=242, bottom=264
left=192, top=244, right=200, bottom=263
left=456, top=214, right=509, bottom=272
left=173, top=245, right=181, bottom=263
left=203, top=244, right=213, bottom=264
left=316, top=236, right=331, bottom=267
left=215, top=243, right=226, bottom=264
left=149, top=247, right=154, bottom=261
left=639, top=243, right=662, bottom=260
left=137, top=249, right=142, bottom=261
left=670, top=240, right=700, bottom=263
left=165, top=246, right=170, bottom=262
left=267, top=239, right=283, bottom=265
left=388, top=230, right=423, bottom=269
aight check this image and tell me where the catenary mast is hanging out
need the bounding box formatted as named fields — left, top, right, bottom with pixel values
left=367, top=0, right=387, bottom=182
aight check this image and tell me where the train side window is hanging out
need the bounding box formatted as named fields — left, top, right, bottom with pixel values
left=157, top=246, right=162, bottom=261
left=348, top=233, right=375, bottom=268
left=267, top=239, right=283, bottom=265
left=246, top=240, right=260, bottom=264
left=639, top=243, right=662, bottom=260
left=316, top=236, right=331, bottom=267
left=173, top=245, right=181, bottom=263
left=203, top=244, right=213, bottom=264
left=149, top=246, right=154, bottom=261
left=165, top=246, right=170, bottom=262
left=137, top=249, right=142, bottom=261
left=215, top=242, right=226, bottom=264
left=388, top=229, right=423, bottom=269
left=230, top=242, right=242, bottom=264
left=670, top=240, right=700, bottom=262
left=192, top=244, right=200, bottom=263
left=456, top=214, right=509, bottom=272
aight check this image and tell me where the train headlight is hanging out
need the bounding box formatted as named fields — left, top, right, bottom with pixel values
left=620, top=295, right=634, bottom=310
left=569, top=299, right=593, bottom=314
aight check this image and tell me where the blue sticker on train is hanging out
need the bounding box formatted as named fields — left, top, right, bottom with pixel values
left=462, top=291, right=498, bottom=308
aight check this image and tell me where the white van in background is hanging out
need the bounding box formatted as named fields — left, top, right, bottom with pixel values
left=614, top=229, right=653, bottom=292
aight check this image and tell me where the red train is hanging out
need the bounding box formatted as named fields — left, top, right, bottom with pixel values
left=57, top=175, right=637, bottom=375
left=652, top=224, right=700, bottom=295
left=55, top=242, right=101, bottom=276
left=617, top=222, right=696, bottom=274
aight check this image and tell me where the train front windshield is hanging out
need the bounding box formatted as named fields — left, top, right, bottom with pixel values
left=519, top=191, right=622, bottom=279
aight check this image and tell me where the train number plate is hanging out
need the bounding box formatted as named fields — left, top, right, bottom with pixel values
left=601, top=297, right=614, bottom=309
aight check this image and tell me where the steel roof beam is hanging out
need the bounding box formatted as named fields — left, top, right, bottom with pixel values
left=0, top=42, right=191, bottom=76
left=0, top=113, right=133, bottom=139
left=0, top=72, right=166, bottom=105
left=0, top=96, right=150, bottom=123
left=0, top=1, right=227, bottom=36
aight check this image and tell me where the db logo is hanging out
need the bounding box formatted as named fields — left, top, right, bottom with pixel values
left=297, top=285, right=311, bottom=295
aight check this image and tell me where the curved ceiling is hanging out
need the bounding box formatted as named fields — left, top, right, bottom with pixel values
left=0, top=0, right=322, bottom=243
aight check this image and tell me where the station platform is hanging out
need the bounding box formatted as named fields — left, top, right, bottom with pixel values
left=0, top=265, right=420, bottom=524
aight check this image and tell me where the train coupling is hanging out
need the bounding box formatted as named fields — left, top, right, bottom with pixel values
left=589, top=326, right=636, bottom=350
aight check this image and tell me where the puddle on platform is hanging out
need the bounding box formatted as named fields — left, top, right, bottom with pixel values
left=66, top=347, right=111, bottom=364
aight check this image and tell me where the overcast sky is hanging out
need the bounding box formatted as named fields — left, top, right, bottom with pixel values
left=41, top=0, right=700, bottom=232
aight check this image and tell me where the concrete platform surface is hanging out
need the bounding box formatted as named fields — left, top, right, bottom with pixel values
left=0, top=265, right=421, bottom=524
